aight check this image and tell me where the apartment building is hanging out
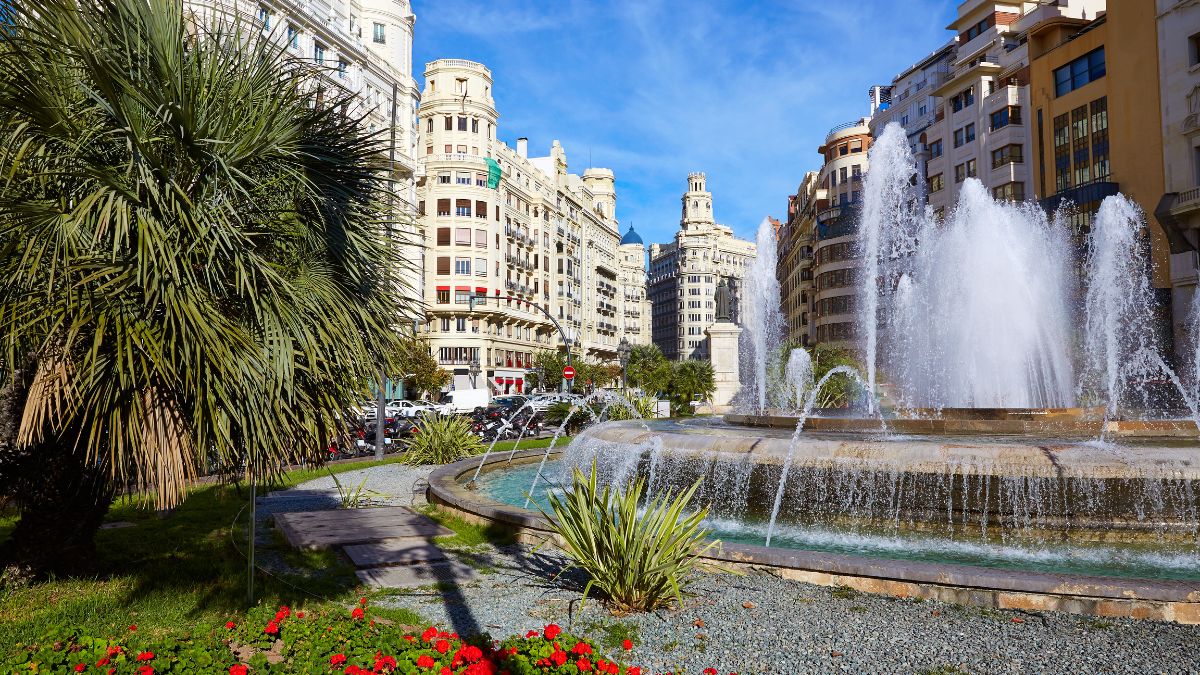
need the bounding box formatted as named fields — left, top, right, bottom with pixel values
left=416, top=59, right=646, bottom=394
left=869, top=41, right=956, bottom=183
left=618, top=225, right=652, bottom=343
left=1027, top=4, right=1173, bottom=331
left=1154, top=0, right=1200, bottom=354
left=778, top=172, right=820, bottom=346
left=811, top=117, right=873, bottom=349
left=649, top=174, right=756, bottom=361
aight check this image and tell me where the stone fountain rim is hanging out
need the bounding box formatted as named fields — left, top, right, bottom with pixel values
left=426, top=448, right=1200, bottom=608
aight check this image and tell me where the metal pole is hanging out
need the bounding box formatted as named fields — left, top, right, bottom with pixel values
left=375, top=368, right=386, bottom=460
left=247, top=473, right=256, bottom=604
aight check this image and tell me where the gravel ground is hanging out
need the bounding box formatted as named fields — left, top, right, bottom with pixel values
left=267, top=463, right=1200, bottom=674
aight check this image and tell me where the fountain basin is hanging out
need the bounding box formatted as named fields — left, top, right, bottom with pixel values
left=725, top=410, right=1199, bottom=439
left=427, top=420, right=1200, bottom=624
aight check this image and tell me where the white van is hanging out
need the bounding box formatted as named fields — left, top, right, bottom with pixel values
left=439, top=389, right=490, bottom=413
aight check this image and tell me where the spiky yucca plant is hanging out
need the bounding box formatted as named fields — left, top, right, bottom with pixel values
left=542, top=463, right=720, bottom=612
left=0, top=0, right=413, bottom=571
left=403, top=414, right=484, bottom=465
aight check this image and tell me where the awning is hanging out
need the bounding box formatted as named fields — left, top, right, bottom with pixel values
left=436, top=285, right=450, bottom=291
left=476, top=286, right=488, bottom=294
left=485, top=157, right=503, bottom=189
left=455, top=285, right=470, bottom=291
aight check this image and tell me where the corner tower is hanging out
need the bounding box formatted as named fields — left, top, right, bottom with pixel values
left=682, top=172, right=714, bottom=229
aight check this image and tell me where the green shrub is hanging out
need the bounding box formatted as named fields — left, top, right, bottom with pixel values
left=402, top=414, right=484, bottom=465
left=541, top=463, right=720, bottom=613
left=543, top=401, right=595, bottom=435
left=602, top=394, right=658, bottom=421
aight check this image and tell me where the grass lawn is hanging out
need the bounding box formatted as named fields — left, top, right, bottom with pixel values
left=0, top=458, right=417, bottom=647
left=0, top=436, right=574, bottom=648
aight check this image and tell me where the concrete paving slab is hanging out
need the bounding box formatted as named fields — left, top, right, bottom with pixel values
left=274, top=506, right=452, bottom=549
left=356, top=561, right=478, bottom=588
left=343, top=541, right=450, bottom=568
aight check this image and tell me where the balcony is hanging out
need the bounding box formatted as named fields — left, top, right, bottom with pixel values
left=1039, top=181, right=1120, bottom=214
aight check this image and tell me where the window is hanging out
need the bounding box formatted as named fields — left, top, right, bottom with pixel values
left=454, top=78, right=467, bottom=95
left=1053, top=47, right=1105, bottom=97
left=455, top=291, right=470, bottom=304
left=287, top=24, right=299, bottom=49
left=471, top=118, right=479, bottom=133
left=1091, top=97, right=1110, bottom=181
left=1191, top=32, right=1200, bottom=67
left=444, top=116, right=452, bottom=131
left=965, top=123, right=975, bottom=143
left=437, top=171, right=450, bottom=184
left=455, top=227, right=471, bottom=245
left=475, top=200, right=486, bottom=219
left=337, top=60, right=347, bottom=78
left=258, top=6, right=271, bottom=29
left=992, top=182, right=1025, bottom=202
left=372, top=22, right=386, bottom=44
left=313, top=43, right=325, bottom=65
left=475, top=258, right=487, bottom=276
left=929, top=139, right=943, bottom=158
left=965, top=17, right=989, bottom=41
left=951, top=86, right=975, bottom=112
left=991, top=144, right=1024, bottom=168
left=928, top=173, right=944, bottom=193
left=436, top=228, right=450, bottom=246
left=436, top=257, right=450, bottom=275
left=455, top=257, right=471, bottom=275
left=456, top=171, right=471, bottom=185
left=966, top=158, right=976, bottom=179
left=436, top=289, right=449, bottom=304
left=427, top=118, right=434, bottom=133
left=458, top=116, right=467, bottom=131
left=954, top=163, right=966, bottom=183
left=456, top=318, right=467, bottom=332
left=436, top=198, right=450, bottom=216
left=455, top=200, right=471, bottom=217
left=475, top=229, right=487, bottom=247
left=990, top=106, right=1022, bottom=130
left=954, top=127, right=965, bottom=148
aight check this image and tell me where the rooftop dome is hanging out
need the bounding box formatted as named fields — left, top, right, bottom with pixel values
left=620, top=224, right=643, bottom=246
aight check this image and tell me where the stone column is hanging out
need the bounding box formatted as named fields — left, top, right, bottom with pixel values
left=705, top=321, right=742, bottom=412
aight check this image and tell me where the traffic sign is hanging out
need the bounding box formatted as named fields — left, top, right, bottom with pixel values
left=563, top=366, right=576, bottom=380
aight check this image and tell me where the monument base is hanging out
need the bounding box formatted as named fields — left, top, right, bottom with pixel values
left=705, top=321, right=742, bottom=409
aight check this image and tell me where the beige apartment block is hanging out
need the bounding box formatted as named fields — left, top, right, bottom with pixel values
left=1155, top=0, right=1200, bottom=355
left=649, top=174, right=756, bottom=361
left=778, top=171, right=820, bottom=346
left=810, top=118, right=872, bottom=350
left=618, top=225, right=653, bottom=344
left=416, top=59, right=646, bottom=395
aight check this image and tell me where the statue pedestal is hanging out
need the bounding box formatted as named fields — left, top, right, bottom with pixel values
left=705, top=321, right=742, bottom=412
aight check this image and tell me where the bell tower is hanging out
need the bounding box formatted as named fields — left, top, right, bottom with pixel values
left=681, top=172, right=714, bottom=229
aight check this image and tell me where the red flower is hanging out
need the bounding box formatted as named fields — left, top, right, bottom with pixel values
left=297, top=611, right=305, bottom=619
left=105, top=646, right=121, bottom=657
left=576, top=658, right=593, bottom=672
left=360, top=596, right=368, bottom=606
left=264, top=620, right=280, bottom=635
left=330, top=654, right=347, bottom=666
left=404, top=635, right=416, bottom=642
left=229, top=665, right=248, bottom=675
left=622, top=639, right=632, bottom=651
left=138, top=667, right=153, bottom=675
left=524, top=630, right=539, bottom=639
left=440, top=669, right=452, bottom=675
left=416, top=655, right=436, bottom=669
left=627, top=668, right=641, bottom=675
left=276, top=606, right=291, bottom=620
left=704, top=670, right=718, bottom=675
left=543, top=624, right=562, bottom=641
left=459, top=645, right=483, bottom=663
left=128, top=625, right=137, bottom=632
left=350, top=607, right=365, bottom=620
left=463, top=662, right=497, bottom=675
left=225, top=621, right=236, bottom=630
left=96, top=658, right=110, bottom=667
left=373, top=652, right=397, bottom=671
left=434, top=639, right=450, bottom=654
left=74, top=665, right=85, bottom=673
left=571, top=642, right=592, bottom=655
left=136, top=652, right=155, bottom=662
left=549, top=649, right=567, bottom=667
left=422, top=627, right=438, bottom=642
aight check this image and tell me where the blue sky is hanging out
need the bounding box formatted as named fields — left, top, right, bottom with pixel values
left=413, top=0, right=955, bottom=245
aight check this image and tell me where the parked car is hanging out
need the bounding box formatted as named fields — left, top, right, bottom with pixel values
left=439, top=388, right=491, bottom=414
left=387, top=399, right=449, bottom=417
left=528, top=393, right=576, bottom=411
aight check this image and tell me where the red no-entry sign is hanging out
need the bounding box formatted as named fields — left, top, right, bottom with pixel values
left=562, top=366, right=575, bottom=380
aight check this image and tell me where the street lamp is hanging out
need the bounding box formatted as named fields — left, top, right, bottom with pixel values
left=617, top=337, right=632, bottom=390
left=468, top=357, right=481, bottom=389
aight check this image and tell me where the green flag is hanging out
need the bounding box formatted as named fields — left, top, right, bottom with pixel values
left=485, top=157, right=502, bottom=189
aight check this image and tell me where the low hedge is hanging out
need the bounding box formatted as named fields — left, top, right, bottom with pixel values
left=5, top=599, right=643, bottom=675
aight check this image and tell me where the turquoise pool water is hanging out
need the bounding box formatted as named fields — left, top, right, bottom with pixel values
left=471, top=459, right=1200, bottom=582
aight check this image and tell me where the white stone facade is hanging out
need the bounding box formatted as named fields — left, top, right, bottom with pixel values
left=649, top=174, right=756, bottom=361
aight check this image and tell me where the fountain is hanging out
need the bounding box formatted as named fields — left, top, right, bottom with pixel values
left=427, top=122, right=1200, bottom=624
left=736, top=217, right=787, bottom=414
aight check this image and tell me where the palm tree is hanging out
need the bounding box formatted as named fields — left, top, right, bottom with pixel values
left=0, top=0, right=414, bottom=572
left=669, top=360, right=715, bottom=416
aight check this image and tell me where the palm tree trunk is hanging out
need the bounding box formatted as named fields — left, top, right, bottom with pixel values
left=0, top=361, right=114, bottom=575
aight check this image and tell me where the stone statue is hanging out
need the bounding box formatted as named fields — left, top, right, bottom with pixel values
left=715, top=278, right=731, bottom=323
